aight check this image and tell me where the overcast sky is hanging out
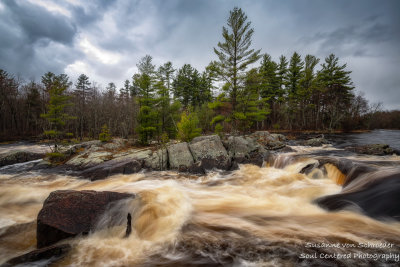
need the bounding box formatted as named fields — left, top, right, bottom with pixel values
left=0, top=0, right=399, bottom=110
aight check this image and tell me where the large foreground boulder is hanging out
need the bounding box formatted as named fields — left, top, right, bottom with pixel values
left=37, top=190, right=134, bottom=248
left=0, top=151, right=44, bottom=167
left=189, top=135, right=231, bottom=171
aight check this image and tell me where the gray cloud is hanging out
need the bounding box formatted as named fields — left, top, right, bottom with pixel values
left=3, top=0, right=77, bottom=44
left=0, top=0, right=80, bottom=79
left=0, top=0, right=399, bottom=110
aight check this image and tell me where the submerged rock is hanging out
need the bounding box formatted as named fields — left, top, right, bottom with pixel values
left=0, top=151, right=44, bottom=167
left=189, top=135, right=231, bottom=171
left=315, top=171, right=400, bottom=221
left=2, top=244, right=71, bottom=267
left=37, top=190, right=134, bottom=248
left=302, top=137, right=330, bottom=147
left=81, top=159, right=142, bottom=181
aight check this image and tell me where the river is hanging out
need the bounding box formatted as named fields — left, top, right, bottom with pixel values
left=0, top=131, right=399, bottom=266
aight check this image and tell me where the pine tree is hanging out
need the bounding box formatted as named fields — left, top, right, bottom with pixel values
left=317, top=54, right=354, bottom=130
left=235, top=68, right=269, bottom=132
left=172, top=64, right=195, bottom=108
left=41, top=76, right=75, bottom=151
left=214, top=7, right=261, bottom=125
left=299, top=55, right=320, bottom=128
left=286, top=52, right=304, bottom=129
left=259, top=54, right=279, bottom=127
left=74, top=74, right=91, bottom=139
left=134, top=55, right=159, bottom=144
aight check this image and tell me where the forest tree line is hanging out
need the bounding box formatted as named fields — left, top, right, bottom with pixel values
left=0, top=8, right=398, bottom=143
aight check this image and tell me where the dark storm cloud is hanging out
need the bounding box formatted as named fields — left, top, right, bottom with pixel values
left=0, top=0, right=79, bottom=79
left=3, top=0, right=76, bottom=44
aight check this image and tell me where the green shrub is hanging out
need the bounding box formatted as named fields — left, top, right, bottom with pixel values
left=99, top=124, right=111, bottom=142
left=177, top=110, right=201, bottom=142
left=46, top=152, right=67, bottom=163
left=214, top=123, right=223, bottom=137
left=273, top=123, right=281, bottom=130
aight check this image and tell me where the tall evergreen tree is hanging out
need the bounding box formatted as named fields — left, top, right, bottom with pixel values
left=259, top=54, right=279, bottom=127
left=74, top=74, right=91, bottom=139
left=297, top=55, right=320, bottom=128
left=157, top=61, right=175, bottom=92
left=41, top=76, right=75, bottom=151
left=317, top=54, right=354, bottom=130
left=285, top=52, right=304, bottom=129
left=235, top=68, right=269, bottom=132
left=214, top=7, right=261, bottom=123
left=134, top=55, right=159, bottom=144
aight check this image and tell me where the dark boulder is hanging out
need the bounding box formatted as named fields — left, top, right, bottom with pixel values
left=37, top=190, right=134, bottom=248
left=315, top=172, right=400, bottom=221
left=0, top=151, right=44, bottom=167
left=1, top=244, right=71, bottom=267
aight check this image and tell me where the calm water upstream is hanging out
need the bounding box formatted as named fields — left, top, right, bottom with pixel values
left=0, top=131, right=399, bottom=266
left=328, top=129, right=400, bottom=151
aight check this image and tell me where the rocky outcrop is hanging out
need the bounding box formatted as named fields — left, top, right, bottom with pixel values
left=2, top=244, right=71, bottom=267
left=0, top=151, right=44, bottom=167
left=346, top=144, right=395, bottom=155
left=189, top=135, right=231, bottom=171
left=65, top=151, right=113, bottom=168
left=26, top=132, right=295, bottom=178
left=37, top=190, right=134, bottom=248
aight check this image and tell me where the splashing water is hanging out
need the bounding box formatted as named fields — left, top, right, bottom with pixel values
left=0, top=153, right=399, bottom=266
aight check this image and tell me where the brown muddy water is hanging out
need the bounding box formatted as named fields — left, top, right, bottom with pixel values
left=0, top=145, right=400, bottom=266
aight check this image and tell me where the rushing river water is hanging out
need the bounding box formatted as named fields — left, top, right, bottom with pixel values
left=0, top=132, right=400, bottom=266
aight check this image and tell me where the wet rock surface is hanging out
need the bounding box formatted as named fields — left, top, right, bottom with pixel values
left=315, top=172, right=400, bottom=221
left=0, top=151, right=44, bottom=167
left=37, top=190, right=134, bottom=248
left=1, top=244, right=71, bottom=267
